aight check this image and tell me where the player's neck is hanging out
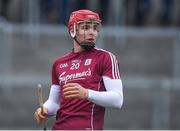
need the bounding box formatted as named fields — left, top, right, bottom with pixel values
left=73, top=41, right=85, bottom=53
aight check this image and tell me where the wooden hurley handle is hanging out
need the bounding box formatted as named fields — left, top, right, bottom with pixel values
left=37, top=84, right=46, bottom=130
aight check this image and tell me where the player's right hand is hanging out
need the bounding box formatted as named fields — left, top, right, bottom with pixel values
left=34, top=107, right=48, bottom=125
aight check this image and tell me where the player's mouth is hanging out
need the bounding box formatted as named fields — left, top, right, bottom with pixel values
left=86, top=38, right=95, bottom=42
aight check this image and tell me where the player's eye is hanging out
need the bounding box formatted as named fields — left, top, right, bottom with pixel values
left=93, top=25, right=99, bottom=32
left=82, top=25, right=90, bottom=30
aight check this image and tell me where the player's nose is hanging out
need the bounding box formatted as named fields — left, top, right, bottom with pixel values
left=88, top=27, right=96, bottom=35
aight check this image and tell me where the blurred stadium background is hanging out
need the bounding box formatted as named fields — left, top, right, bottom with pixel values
left=0, top=0, right=180, bottom=130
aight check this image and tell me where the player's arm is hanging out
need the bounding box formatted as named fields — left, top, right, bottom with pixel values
left=87, top=76, right=123, bottom=109
left=34, top=85, right=60, bottom=124
left=43, top=61, right=60, bottom=116
left=43, top=84, right=60, bottom=116
left=86, top=52, right=123, bottom=108
left=63, top=76, right=123, bottom=109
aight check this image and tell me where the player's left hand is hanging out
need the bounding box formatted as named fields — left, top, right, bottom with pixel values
left=63, top=83, right=88, bottom=99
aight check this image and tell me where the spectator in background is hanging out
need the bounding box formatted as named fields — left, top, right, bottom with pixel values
left=0, top=0, right=23, bottom=23
left=135, top=0, right=151, bottom=26
left=40, top=0, right=88, bottom=24
left=40, top=0, right=60, bottom=23
left=0, top=0, right=9, bottom=22
left=161, top=0, right=173, bottom=26
left=125, top=0, right=137, bottom=26
left=97, top=0, right=109, bottom=25
left=171, top=0, right=180, bottom=26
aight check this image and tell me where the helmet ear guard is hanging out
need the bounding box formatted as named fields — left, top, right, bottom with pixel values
left=70, top=23, right=76, bottom=38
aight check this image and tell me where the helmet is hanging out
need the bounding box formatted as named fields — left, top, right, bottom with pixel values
left=68, top=9, right=101, bottom=37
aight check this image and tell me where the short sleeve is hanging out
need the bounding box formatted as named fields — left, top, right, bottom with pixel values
left=52, top=61, right=59, bottom=85
left=101, top=52, right=121, bottom=79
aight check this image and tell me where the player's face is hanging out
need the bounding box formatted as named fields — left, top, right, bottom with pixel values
left=76, top=22, right=100, bottom=44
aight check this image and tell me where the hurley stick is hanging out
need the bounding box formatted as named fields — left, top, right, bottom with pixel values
left=37, top=84, right=47, bottom=130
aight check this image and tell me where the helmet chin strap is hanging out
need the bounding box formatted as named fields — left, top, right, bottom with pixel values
left=73, top=36, right=95, bottom=50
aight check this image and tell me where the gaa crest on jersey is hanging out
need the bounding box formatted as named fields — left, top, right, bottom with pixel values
left=85, top=59, right=92, bottom=65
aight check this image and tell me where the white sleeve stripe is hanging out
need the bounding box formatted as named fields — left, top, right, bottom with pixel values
left=113, top=55, right=120, bottom=79
left=113, top=54, right=120, bottom=79
left=108, top=53, right=120, bottom=79
left=108, top=52, right=115, bottom=79
left=111, top=53, right=117, bottom=79
left=112, top=54, right=118, bottom=79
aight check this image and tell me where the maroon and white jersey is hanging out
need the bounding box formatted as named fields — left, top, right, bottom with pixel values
left=51, top=48, right=121, bottom=130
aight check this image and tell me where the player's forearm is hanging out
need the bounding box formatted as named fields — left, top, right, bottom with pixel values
left=43, top=100, right=59, bottom=116
left=88, top=76, right=123, bottom=109
left=43, top=85, right=60, bottom=116
left=88, top=90, right=123, bottom=109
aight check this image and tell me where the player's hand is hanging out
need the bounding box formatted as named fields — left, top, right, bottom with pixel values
left=63, top=83, right=88, bottom=99
left=34, top=107, right=48, bottom=125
